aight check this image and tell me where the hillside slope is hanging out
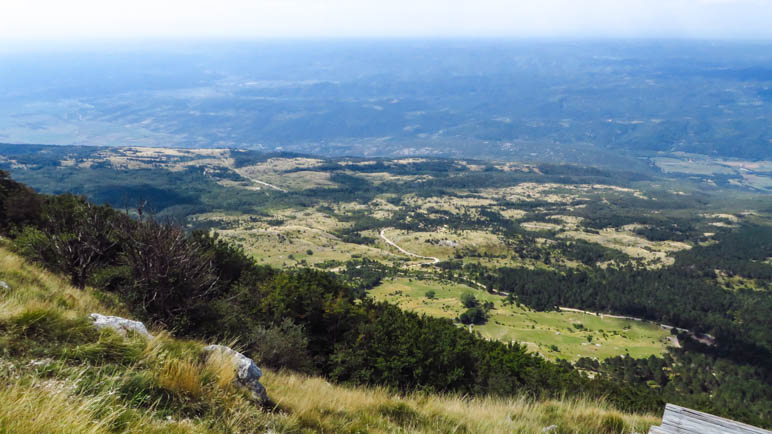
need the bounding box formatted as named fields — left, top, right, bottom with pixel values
left=0, top=245, right=659, bottom=433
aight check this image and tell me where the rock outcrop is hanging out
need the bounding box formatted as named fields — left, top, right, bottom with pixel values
left=202, top=344, right=268, bottom=402
left=87, top=314, right=268, bottom=402
left=89, top=313, right=153, bottom=338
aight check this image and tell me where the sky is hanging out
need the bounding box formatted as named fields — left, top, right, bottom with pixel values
left=1, top=0, right=771, bottom=41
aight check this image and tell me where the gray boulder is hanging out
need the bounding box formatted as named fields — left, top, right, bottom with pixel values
left=202, top=344, right=268, bottom=402
left=89, top=313, right=153, bottom=338
left=0, top=280, right=9, bottom=290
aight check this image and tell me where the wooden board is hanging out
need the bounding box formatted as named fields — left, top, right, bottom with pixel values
left=649, top=404, right=771, bottom=434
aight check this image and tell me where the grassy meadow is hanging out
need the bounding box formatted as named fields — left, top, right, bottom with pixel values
left=369, top=278, right=670, bottom=362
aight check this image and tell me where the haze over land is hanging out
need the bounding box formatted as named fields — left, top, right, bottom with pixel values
left=1, top=40, right=772, bottom=173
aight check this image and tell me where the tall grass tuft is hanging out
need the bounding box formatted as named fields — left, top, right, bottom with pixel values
left=65, top=329, right=145, bottom=365
left=203, top=346, right=238, bottom=390
left=158, top=358, right=204, bottom=399
left=0, top=377, right=111, bottom=434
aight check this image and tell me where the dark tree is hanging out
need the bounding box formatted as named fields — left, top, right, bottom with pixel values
left=14, top=194, right=119, bottom=288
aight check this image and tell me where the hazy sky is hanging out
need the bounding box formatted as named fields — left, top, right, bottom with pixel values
left=1, top=0, right=771, bottom=41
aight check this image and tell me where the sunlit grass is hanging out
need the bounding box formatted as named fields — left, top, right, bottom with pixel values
left=263, top=369, right=659, bottom=433
left=370, top=277, right=670, bottom=362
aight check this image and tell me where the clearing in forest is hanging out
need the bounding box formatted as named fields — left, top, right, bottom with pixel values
left=369, top=278, right=671, bottom=362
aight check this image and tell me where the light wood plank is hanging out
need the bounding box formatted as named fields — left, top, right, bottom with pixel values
left=648, top=403, right=771, bottom=434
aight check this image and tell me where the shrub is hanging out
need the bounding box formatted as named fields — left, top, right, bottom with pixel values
left=86, top=265, right=131, bottom=293
left=12, top=195, right=121, bottom=288
left=460, top=291, right=478, bottom=308
left=458, top=307, right=488, bottom=325
left=425, top=290, right=436, bottom=299
left=116, top=217, right=217, bottom=330
left=250, top=318, right=313, bottom=373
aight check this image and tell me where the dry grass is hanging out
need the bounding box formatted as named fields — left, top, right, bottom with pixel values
left=0, top=378, right=111, bottom=434
left=158, top=359, right=204, bottom=398
left=204, top=349, right=238, bottom=390
left=0, top=245, right=123, bottom=320
left=0, top=374, right=195, bottom=434
left=263, top=370, right=659, bottom=433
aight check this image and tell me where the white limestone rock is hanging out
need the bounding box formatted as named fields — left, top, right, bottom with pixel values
left=89, top=313, right=152, bottom=338
left=202, top=344, right=268, bottom=402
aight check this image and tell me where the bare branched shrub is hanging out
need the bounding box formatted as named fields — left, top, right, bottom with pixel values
left=115, top=215, right=218, bottom=330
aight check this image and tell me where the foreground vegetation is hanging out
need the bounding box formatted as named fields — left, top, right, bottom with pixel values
left=0, top=245, right=661, bottom=433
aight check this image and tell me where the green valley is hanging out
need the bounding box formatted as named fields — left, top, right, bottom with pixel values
left=2, top=144, right=771, bottom=428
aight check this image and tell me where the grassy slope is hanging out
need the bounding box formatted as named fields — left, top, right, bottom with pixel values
left=369, top=278, right=669, bottom=362
left=0, top=246, right=660, bottom=433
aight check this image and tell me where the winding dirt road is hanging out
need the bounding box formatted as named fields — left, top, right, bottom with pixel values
left=247, top=178, right=287, bottom=192
left=379, top=229, right=440, bottom=265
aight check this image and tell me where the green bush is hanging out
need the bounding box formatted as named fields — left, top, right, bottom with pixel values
left=251, top=318, right=313, bottom=373
left=87, top=265, right=132, bottom=293
left=459, top=291, right=478, bottom=308
left=458, top=307, right=487, bottom=325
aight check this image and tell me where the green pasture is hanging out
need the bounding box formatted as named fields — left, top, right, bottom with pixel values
left=369, top=277, right=671, bottom=362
